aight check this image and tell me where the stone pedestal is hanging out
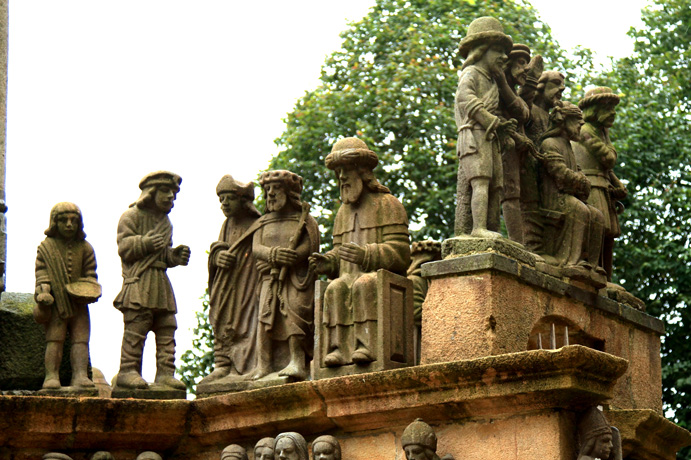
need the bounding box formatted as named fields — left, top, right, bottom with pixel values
left=422, top=240, right=664, bottom=412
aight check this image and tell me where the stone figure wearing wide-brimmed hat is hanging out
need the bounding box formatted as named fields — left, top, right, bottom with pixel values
left=455, top=16, right=517, bottom=239
left=537, top=102, right=606, bottom=287
left=200, top=175, right=261, bottom=385
left=310, top=137, right=410, bottom=367
left=34, top=202, right=101, bottom=390
left=251, top=170, right=319, bottom=381
left=113, top=171, right=190, bottom=392
left=573, top=87, right=627, bottom=281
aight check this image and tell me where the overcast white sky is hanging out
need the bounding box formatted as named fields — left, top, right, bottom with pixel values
left=5, top=0, right=650, bottom=387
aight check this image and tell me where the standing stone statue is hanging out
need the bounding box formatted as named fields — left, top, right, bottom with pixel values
left=254, top=437, right=275, bottom=460
left=577, top=407, right=622, bottom=460
left=312, top=435, right=341, bottom=460
left=220, top=445, right=248, bottom=460
left=401, top=419, right=454, bottom=460
left=407, top=240, right=441, bottom=363
left=200, top=175, right=261, bottom=385
left=455, top=16, right=516, bottom=238
left=251, top=170, right=318, bottom=381
left=34, top=202, right=101, bottom=391
left=573, top=87, right=627, bottom=281
left=274, top=432, right=309, bottom=460
left=113, top=171, right=190, bottom=393
left=538, top=103, right=606, bottom=286
left=310, top=137, right=410, bottom=367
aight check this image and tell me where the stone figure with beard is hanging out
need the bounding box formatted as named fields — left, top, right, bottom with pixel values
left=454, top=17, right=517, bottom=238
left=573, top=87, right=627, bottom=281
left=251, top=170, right=319, bottom=381
left=310, top=137, right=410, bottom=367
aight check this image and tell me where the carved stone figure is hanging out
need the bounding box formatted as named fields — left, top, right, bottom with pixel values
left=274, top=432, right=309, bottom=460
left=34, top=202, right=101, bottom=391
left=251, top=170, right=318, bottom=381
left=113, top=171, right=190, bottom=392
left=221, top=444, right=248, bottom=460
left=573, top=87, right=627, bottom=281
left=200, top=175, right=261, bottom=385
left=312, top=435, right=341, bottom=460
left=407, top=240, right=441, bottom=363
left=454, top=16, right=516, bottom=238
left=526, top=71, right=566, bottom=145
left=577, top=407, right=622, bottom=460
left=90, top=452, right=114, bottom=460
left=254, top=437, right=275, bottom=460
left=538, top=103, right=606, bottom=286
left=401, top=419, right=454, bottom=460
left=136, top=452, right=162, bottom=460
left=310, top=137, right=410, bottom=367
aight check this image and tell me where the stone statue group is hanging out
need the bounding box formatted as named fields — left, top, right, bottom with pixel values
left=31, top=16, right=627, bottom=402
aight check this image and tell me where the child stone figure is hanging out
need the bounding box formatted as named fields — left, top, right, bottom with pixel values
left=34, top=202, right=101, bottom=390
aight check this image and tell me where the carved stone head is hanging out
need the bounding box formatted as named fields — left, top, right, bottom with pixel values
left=135, top=452, right=163, bottom=460
left=134, top=171, right=182, bottom=214
left=506, top=43, right=531, bottom=87
left=312, top=435, right=341, bottom=460
left=545, top=102, right=584, bottom=142
left=220, top=444, right=248, bottom=460
left=254, top=437, right=275, bottom=460
left=577, top=407, right=614, bottom=460
left=458, top=16, right=513, bottom=60
left=537, top=71, right=566, bottom=108
left=325, top=137, right=389, bottom=205
left=216, top=175, right=260, bottom=218
left=45, top=202, right=85, bottom=241
left=90, top=452, right=114, bottom=460
left=579, top=86, right=620, bottom=128
left=274, top=432, right=309, bottom=460
left=402, top=419, right=440, bottom=460
left=259, top=170, right=303, bottom=213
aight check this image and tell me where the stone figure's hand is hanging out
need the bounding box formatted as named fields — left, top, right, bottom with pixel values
left=340, top=243, right=366, bottom=266
left=610, top=184, right=628, bottom=200
left=144, top=232, right=167, bottom=252
left=36, top=292, right=54, bottom=306
left=216, top=250, right=236, bottom=269
left=174, top=245, right=191, bottom=266
left=497, top=118, right=517, bottom=138
left=309, top=253, right=330, bottom=275
left=275, top=248, right=298, bottom=267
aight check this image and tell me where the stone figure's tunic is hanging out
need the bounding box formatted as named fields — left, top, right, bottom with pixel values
left=114, top=206, right=177, bottom=313
left=322, top=192, right=410, bottom=327
left=252, top=212, right=319, bottom=342
left=36, top=238, right=97, bottom=341
left=455, top=65, right=503, bottom=184
left=526, top=104, right=550, bottom=145
left=208, top=216, right=260, bottom=374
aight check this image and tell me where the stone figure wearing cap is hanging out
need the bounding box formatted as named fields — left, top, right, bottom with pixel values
left=254, top=437, right=275, bottom=460
left=577, top=407, right=621, bottom=460
left=220, top=444, right=248, bottom=460
left=573, top=87, right=627, bottom=281
left=312, top=435, right=341, bottom=460
left=401, top=419, right=454, bottom=460
left=274, top=432, right=309, bottom=460
left=310, top=137, right=410, bottom=367
left=200, top=175, right=261, bottom=385
left=537, top=102, right=606, bottom=286
left=455, top=16, right=517, bottom=239
left=34, top=202, right=101, bottom=390
left=251, top=170, right=319, bottom=381
left=113, top=171, right=190, bottom=391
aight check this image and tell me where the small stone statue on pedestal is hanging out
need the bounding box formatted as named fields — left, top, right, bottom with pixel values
left=251, top=170, right=319, bottom=382
left=274, top=432, right=309, bottom=460
left=113, top=171, right=190, bottom=396
left=454, top=16, right=515, bottom=238
left=312, top=435, right=341, bottom=460
left=538, top=103, right=606, bottom=287
left=200, top=175, right=261, bottom=386
left=310, top=137, right=412, bottom=374
left=573, top=87, right=627, bottom=282
left=221, top=445, right=247, bottom=460
left=34, top=202, right=101, bottom=393
left=577, top=407, right=622, bottom=460
left=254, top=437, right=275, bottom=460
left=401, top=419, right=454, bottom=460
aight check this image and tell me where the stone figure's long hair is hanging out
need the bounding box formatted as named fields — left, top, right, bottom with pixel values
left=357, top=166, right=390, bottom=194
left=44, top=202, right=86, bottom=240
left=461, top=43, right=490, bottom=70
left=131, top=185, right=174, bottom=210
left=274, top=433, right=308, bottom=460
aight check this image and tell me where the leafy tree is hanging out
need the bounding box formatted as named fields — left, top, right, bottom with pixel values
left=179, top=291, right=214, bottom=394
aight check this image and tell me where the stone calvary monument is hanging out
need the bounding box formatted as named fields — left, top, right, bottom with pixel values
left=0, top=10, right=689, bottom=460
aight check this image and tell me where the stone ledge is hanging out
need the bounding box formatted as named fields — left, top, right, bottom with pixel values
left=606, top=409, right=691, bottom=460
left=421, top=253, right=663, bottom=335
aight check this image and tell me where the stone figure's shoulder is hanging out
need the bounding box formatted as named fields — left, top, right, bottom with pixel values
left=370, top=192, right=408, bottom=226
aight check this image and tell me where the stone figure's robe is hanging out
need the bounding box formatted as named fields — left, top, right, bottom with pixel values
left=208, top=215, right=260, bottom=374
left=114, top=206, right=177, bottom=312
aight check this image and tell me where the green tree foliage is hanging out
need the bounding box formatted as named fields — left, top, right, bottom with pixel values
left=179, top=291, right=214, bottom=394
left=270, top=0, right=572, bottom=244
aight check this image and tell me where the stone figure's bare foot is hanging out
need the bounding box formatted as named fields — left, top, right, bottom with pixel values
left=470, top=228, right=502, bottom=239
left=71, top=375, right=95, bottom=388
left=324, top=349, right=346, bottom=367
left=278, top=362, right=307, bottom=380
left=199, top=366, right=231, bottom=385
left=116, top=371, right=148, bottom=389
left=42, top=376, right=61, bottom=390
left=251, top=367, right=271, bottom=380
left=155, top=375, right=186, bottom=390
left=351, top=347, right=375, bottom=364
